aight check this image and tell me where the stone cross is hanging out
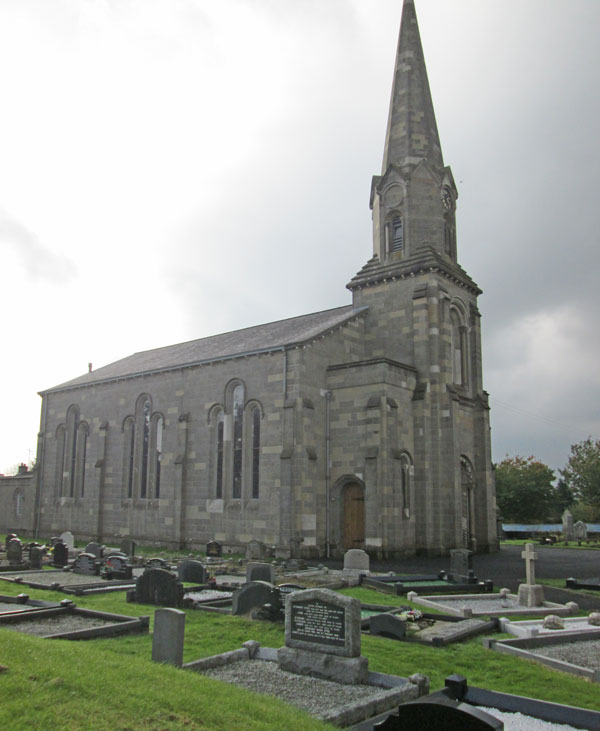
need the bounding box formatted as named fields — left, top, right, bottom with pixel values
left=521, top=542, right=538, bottom=585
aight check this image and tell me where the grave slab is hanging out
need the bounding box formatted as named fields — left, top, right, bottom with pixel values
left=406, top=590, right=578, bottom=618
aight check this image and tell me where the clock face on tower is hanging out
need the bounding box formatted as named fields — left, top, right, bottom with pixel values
left=441, top=186, right=453, bottom=211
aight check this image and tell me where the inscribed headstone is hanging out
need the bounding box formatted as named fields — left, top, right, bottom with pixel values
left=84, top=542, right=104, bottom=558
left=562, top=509, right=574, bottom=540
left=246, top=562, right=275, bottom=584
left=119, top=537, right=136, bottom=557
left=53, top=541, right=69, bottom=567
left=343, top=549, right=370, bottom=573
left=246, top=540, right=266, bottom=560
left=59, top=531, right=75, bottom=551
left=449, top=549, right=474, bottom=582
left=370, top=613, right=406, bottom=641
left=232, top=581, right=281, bottom=616
left=103, top=555, right=133, bottom=580
left=7, top=538, right=23, bottom=566
left=4, top=533, right=18, bottom=551
left=29, top=545, right=44, bottom=570
left=72, top=552, right=99, bottom=576
left=573, top=521, right=588, bottom=541
left=177, top=559, right=206, bottom=584
left=147, top=557, right=170, bottom=570
left=206, top=540, right=222, bottom=557
left=133, top=568, right=184, bottom=608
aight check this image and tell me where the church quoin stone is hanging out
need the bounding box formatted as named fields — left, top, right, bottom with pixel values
left=27, top=0, right=498, bottom=558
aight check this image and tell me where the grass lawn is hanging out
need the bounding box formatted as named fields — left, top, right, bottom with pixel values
left=1, top=580, right=600, bottom=730
left=501, top=539, right=600, bottom=550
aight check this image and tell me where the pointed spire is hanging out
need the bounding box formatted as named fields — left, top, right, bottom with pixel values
left=381, top=0, right=443, bottom=172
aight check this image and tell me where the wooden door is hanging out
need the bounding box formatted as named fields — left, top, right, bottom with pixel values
left=343, top=483, right=365, bottom=550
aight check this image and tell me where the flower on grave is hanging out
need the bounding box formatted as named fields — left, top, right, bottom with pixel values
left=398, top=609, right=423, bottom=622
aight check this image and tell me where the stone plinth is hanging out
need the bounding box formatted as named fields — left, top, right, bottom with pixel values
left=277, top=646, right=368, bottom=685
left=517, top=583, right=545, bottom=608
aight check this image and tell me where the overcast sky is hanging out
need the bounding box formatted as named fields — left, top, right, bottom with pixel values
left=0, top=0, right=598, bottom=476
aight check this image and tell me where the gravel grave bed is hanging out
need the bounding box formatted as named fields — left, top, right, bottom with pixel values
left=477, top=706, right=579, bottom=730
left=186, top=590, right=232, bottom=602
left=0, top=602, right=30, bottom=613
left=0, top=614, right=117, bottom=636
left=203, top=659, right=397, bottom=717
left=532, top=638, right=600, bottom=671
left=433, top=596, right=522, bottom=612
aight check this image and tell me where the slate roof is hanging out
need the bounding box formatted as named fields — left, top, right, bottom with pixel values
left=43, top=304, right=367, bottom=393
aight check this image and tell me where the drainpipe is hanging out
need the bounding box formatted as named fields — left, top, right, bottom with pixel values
left=324, top=390, right=332, bottom=558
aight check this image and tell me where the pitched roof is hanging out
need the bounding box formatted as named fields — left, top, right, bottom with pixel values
left=43, top=304, right=367, bottom=393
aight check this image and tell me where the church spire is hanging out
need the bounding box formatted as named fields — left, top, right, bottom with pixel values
left=381, top=0, right=443, bottom=172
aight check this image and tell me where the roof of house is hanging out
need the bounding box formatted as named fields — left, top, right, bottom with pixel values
left=42, top=304, right=367, bottom=393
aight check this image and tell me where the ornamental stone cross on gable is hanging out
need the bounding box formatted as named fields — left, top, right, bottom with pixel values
left=521, top=542, right=538, bottom=585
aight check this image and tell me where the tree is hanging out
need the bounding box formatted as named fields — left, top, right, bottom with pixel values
left=494, top=455, right=556, bottom=523
left=554, top=478, right=575, bottom=516
left=561, top=438, right=600, bottom=514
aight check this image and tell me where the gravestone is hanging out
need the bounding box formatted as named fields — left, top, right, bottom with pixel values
left=177, top=559, right=206, bottom=584
left=232, top=581, right=281, bottom=617
left=7, top=538, right=23, bottom=566
left=385, top=695, right=503, bottom=730
left=449, top=549, right=475, bottom=583
left=72, top=552, right=99, bottom=576
left=517, top=542, right=544, bottom=607
left=279, top=583, right=306, bottom=596
left=29, top=545, right=44, bottom=570
left=4, top=533, right=18, bottom=551
left=152, top=608, right=185, bottom=667
left=119, top=537, right=136, bottom=557
left=206, top=540, right=222, bottom=557
left=246, top=562, right=275, bottom=584
left=53, top=540, right=69, bottom=568
left=132, top=568, right=184, bottom=608
left=59, top=531, right=75, bottom=551
left=85, top=542, right=104, bottom=558
left=370, top=612, right=407, bottom=641
left=573, top=521, right=588, bottom=542
left=103, top=554, right=133, bottom=580
left=278, top=587, right=367, bottom=684
left=343, top=549, right=370, bottom=575
left=246, top=539, right=267, bottom=560
left=562, top=509, right=574, bottom=540
left=147, top=557, right=170, bottom=570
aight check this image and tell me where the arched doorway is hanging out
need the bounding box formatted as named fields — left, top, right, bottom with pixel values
left=343, top=482, right=365, bottom=550
left=460, top=457, right=475, bottom=549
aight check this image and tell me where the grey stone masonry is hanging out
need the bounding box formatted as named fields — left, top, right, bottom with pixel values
left=152, top=608, right=185, bottom=667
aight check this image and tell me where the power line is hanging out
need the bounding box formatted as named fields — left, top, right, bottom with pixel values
left=490, top=397, right=597, bottom=441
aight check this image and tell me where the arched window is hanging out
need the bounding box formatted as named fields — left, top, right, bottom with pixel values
left=15, top=490, right=24, bottom=517
left=460, top=456, right=475, bottom=548
left=140, top=397, right=151, bottom=499
left=76, top=422, right=89, bottom=498
left=232, top=384, right=244, bottom=499
left=398, top=452, right=412, bottom=519
left=65, top=405, right=80, bottom=498
left=250, top=405, right=261, bottom=499
left=450, top=308, right=467, bottom=387
left=123, top=417, right=135, bottom=499
left=55, top=425, right=66, bottom=498
left=216, top=410, right=224, bottom=499
left=386, top=215, right=404, bottom=254
left=151, top=414, right=163, bottom=499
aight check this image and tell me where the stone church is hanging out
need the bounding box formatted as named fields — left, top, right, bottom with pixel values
left=26, top=0, right=498, bottom=557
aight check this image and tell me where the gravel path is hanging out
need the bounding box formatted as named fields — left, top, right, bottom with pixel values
left=477, top=707, right=579, bottom=730
left=203, top=660, right=399, bottom=719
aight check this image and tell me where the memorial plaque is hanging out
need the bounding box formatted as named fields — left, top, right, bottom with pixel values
left=291, top=599, right=346, bottom=647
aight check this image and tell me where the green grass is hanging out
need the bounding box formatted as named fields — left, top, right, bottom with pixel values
left=1, top=565, right=600, bottom=727
left=501, top=539, right=600, bottom=550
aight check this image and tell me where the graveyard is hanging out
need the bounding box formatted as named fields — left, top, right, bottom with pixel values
left=0, top=536, right=599, bottom=729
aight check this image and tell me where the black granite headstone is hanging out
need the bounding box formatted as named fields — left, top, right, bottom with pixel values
left=5, top=533, right=18, bottom=551
left=177, top=559, right=206, bottom=584
left=133, top=568, right=184, bottom=608
left=449, top=549, right=475, bottom=583
left=246, top=562, right=274, bottom=583
left=53, top=541, right=69, bottom=568
left=232, top=581, right=281, bottom=617
left=370, top=612, right=406, bottom=640
left=119, top=537, right=136, bottom=557
left=379, top=696, right=503, bottom=730
left=103, top=555, right=133, bottom=580
left=147, top=557, right=170, bottom=570
left=72, top=552, right=99, bottom=576
left=29, top=545, right=44, bottom=570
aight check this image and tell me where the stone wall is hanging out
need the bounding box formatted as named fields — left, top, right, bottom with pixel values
left=0, top=468, right=36, bottom=535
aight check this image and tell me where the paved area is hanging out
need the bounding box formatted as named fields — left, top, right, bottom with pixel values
left=327, top=545, right=600, bottom=611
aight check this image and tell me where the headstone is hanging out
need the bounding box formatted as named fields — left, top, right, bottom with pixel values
left=387, top=696, right=503, bottom=730
left=133, top=568, right=184, bottom=608
left=72, top=552, right=99, bottom=576
left=7, top=538, right=23, bottom=566
left=84, top=542, right=104, bottom=558
left=573, top=520, right=588, bottom=542
left=278, top=583, right=307, bottom=595
left=517, top=542, right=545, bottom=607
left=147, top=557, right=170, bottom=570
left=29, top=545, right=44, bottom=570
left=370, top=612, right=407, bottom=641
left=449, top=549, right=475, bottom=583
left=4, top=533, right=18, bottom=551
left=562, top=509, right=574, bottom=540
left=53, top=541, right=69, bottom=568
left=50, top=536, right=60, bottom=547
left=277, top=587, right=368, bottom=684
left=152, top=608, right=185, bottom=667
left=59, top=531, right=75, bottom=551
left=119, top=537, right=136, bottom=557
left=246, top=539, right=266, bottom=560
left=206, top=540, right=222, bottom=557
left=103, top=554, right=133, bottom=580
left=177, top=559, right=206, bottom=584
left=232, top=581, right=281, bottom=617
left=343, top=549, right=370, bottom=574
left=246, top=562, right=275, bottom=584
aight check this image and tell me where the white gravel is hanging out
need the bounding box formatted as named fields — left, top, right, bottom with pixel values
left=477, top=706, right=581, bottom=730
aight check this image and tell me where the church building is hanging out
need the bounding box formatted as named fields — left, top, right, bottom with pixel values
left=30, top=0, right=498, bottom=557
